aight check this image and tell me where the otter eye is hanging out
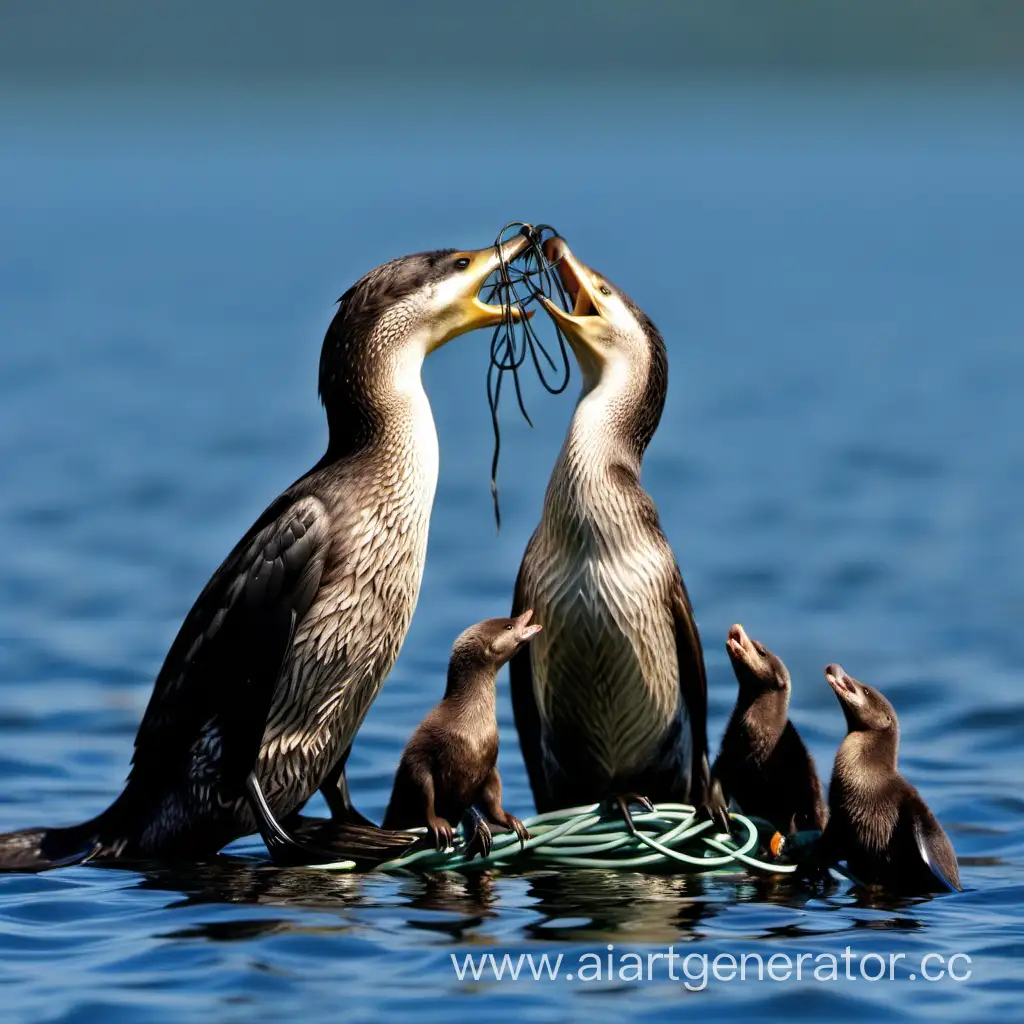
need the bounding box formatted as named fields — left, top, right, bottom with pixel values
left=454, top=257, right=471, bottom=270
left=599, top=284, right=612, bottom=296
left=504, top=624, right=514, bottom=630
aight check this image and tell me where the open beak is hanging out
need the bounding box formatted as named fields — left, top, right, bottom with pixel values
left=428, top=233, right=533, bottom=352
left=537, top=236, right=606, bottom=342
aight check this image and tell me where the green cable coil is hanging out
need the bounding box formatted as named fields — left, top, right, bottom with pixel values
left=310, top=803, right=798, bottom=875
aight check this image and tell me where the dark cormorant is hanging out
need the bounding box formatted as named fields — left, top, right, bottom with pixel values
left=0, top=235, right=530, bottom=871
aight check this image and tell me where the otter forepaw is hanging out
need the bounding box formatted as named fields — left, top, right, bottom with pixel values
left=507, top=815, right=530, bottom=849
left=428, top=818, right=455, bottom=852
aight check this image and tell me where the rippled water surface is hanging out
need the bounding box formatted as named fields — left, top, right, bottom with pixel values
left=1, top=79, right=1022, bottom=1022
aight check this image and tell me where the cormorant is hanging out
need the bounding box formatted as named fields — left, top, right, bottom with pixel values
left=0, top=235, right=530, bottom=871
left=510, top=238, right=726, bottom=828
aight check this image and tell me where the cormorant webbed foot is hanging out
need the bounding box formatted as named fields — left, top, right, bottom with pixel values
left=505, top=814, right=530, bottom=849
left=699, top=776, right=733, bottom=836
left=246, top=774, right=348, bottom=867
left=609, top=793, right=655, bottom=835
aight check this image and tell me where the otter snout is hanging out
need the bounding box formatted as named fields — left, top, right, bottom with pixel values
left=514, top=608, right=543, bottom=643
left=726, top=623, right=750, bottom=659
left=825, top=663, right=858, bottom=698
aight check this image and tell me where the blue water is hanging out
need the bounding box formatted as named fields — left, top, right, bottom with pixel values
left=1, top=79, right=1022, bottom=1022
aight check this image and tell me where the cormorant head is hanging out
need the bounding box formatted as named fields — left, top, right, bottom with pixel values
left=825, top=664, right=899, bottom=738
left=318, top=236, right=530, bottom=442
left=726, top=624, right=791, bottom=697
left=537, top=237, right=667, bottom=452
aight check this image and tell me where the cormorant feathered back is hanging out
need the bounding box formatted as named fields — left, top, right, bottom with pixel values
left=0, top=236, right=530, bottom=871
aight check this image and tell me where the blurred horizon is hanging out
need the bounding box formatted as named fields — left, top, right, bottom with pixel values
left=2, top=1, right=1024, bottom=87
left=1, top=5, right=1022, bottom=1022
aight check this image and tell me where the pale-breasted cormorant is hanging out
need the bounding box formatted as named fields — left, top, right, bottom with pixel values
left=509, top=238, right=726, bottom=827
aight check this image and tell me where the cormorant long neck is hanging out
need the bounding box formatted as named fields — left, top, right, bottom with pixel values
left=547, top=338, right=666, bottom=521
left=317, top=303, right=433, bottom=463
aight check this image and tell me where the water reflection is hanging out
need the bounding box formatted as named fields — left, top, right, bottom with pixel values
left=520, top=870, right=715, bottom=944
left=135, top=857, right=366, bottom=912
left=108, top=851, right=964, bottom=948
left=398, top=871, right=496, bottom=914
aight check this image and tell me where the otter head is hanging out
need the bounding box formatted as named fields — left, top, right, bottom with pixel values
left=726, top=624, right=791, bottom=696
left=825, top=664, right=899, bottom=736
left=450, top=610, right=543, bottom=677
left=537, top=237, right=667, bottom=455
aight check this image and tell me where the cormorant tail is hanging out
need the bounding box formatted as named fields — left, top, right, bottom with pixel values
left=0, top=817, right=103, bottom=873
left=292, top=820, right=421, bottom=868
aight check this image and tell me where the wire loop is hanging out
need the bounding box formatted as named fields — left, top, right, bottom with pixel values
left=482, top=222, right=573, bottom=528
left=357, top=804, right=798, bottom=875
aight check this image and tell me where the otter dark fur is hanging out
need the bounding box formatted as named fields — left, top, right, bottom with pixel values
left=383, top=612, right=541, bottom=855
left=712, top=625, right=826, bottom=835
left=820, top=664, right=961, bottom=894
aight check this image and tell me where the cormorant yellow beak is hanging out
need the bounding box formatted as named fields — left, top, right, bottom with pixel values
left=536, top=237, right=608, bottom=350
left=427, top=233, right=533, bottom=353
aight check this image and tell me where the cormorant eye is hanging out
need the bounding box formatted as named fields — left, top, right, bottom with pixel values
left=454, top=257, right=471, bottom=270
left=504, top=624, right=514, bottom=630
left=599, top=284, right=612, bottom=296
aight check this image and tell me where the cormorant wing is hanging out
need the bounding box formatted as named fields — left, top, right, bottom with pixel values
left=669, top=568, right=726, bottom=825
left=911, top=805, right=962, bottom=892
left=128, top=494, right=331, bottom=801
left=509, top=538, right=553, bottom=812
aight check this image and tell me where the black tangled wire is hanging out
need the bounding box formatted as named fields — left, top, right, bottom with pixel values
left=481, top=222, right=574, bottom=529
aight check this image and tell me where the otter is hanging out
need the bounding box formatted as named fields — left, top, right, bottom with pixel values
left=383, top=612, right=541, bottom=856
left=713, top=624, right=826, bottom=835
left=819, top=663, right=961, bottom=893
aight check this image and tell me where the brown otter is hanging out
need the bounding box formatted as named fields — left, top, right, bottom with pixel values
left=819, top=663, right=961, bottom=893
left=383, top=612, right=541, bottom=856
left=712, top=625, right=826, bottom=835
